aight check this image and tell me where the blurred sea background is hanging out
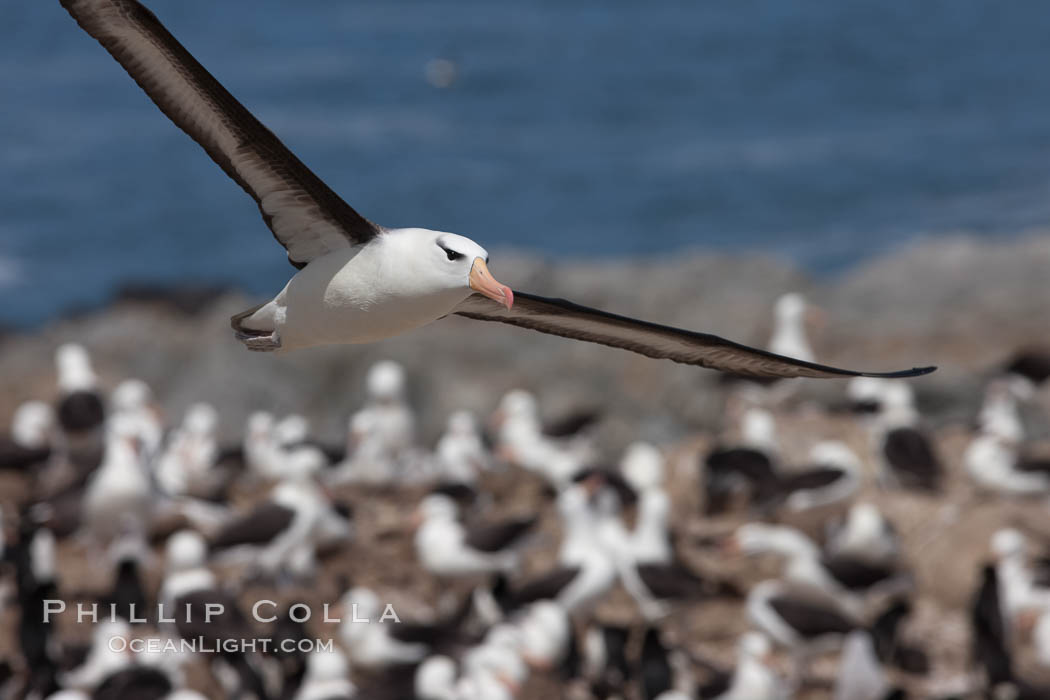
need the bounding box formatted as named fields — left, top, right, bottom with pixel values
left=3, top=0, right=1050, bottom=326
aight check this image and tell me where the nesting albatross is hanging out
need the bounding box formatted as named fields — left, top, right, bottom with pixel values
left=60, top=0, right=934, bottom=379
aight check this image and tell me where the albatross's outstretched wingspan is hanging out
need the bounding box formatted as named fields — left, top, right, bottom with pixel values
left=60, top=0, right=381, bottom=268
left=454, top=292, right=936, bottom=379
left=59, top=0, right=941, bottom=373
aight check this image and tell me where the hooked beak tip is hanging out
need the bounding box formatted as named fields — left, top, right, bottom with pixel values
left=469, top=258, right=514, bottom=310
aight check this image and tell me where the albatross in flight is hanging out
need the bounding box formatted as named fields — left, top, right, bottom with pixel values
left=60, top=0, right=935, bottom=379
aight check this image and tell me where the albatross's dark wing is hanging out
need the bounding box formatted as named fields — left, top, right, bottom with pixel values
left=819, top=554, right=896, bottom=592
left=208, top=502, right=296, bottom=551
left=636, top=562, right=741, bottom=601
left=769, top=596, right=858, bottom=639
left=883, top=428, right=942, bottom=491
left=454, top=293, right=936, bottom=379
left=464, top=515, right=538, bottom=553
left=494, top=567, right=581, bottom=612
left=60, top=0, right=381, bottom=268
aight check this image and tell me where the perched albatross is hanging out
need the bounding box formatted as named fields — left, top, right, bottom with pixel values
left=413, top=494, right=537, bottom=577
left=54, top=343, right=105, bottom=437
left=60, top=0, right=935, bottom=379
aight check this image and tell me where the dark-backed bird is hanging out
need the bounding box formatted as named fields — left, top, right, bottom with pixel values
left=99, top=535, right=150, bottom=623
left=59, top=620, right=135, bottom=690
left=637, top=627, right=674, bottom=700
left=850, top=379, right=943, bottom=491
left=967, top=380, right=1049, bottom=497
left=583, top=624, right=633, bottom=699
left=413, top=493, right=536, bottom=577
left=12, top=524, right=60, bottom=697
left=965, top=431, right=1050, bottom=496
left=1001, top=348, right=1050, bottom=395
left=746, top=579, right=860, bottom=680
left=59, top=0, right=933, bottom=380
left=880, top=426, right=942, bottom=491
left=978, top=378, right=1026, bottom=444
left=989, top=528, right=1050, bottom=624
left=210, top=479, right=352, bottom=580
left=755, top=441, right=862, bottom=513
left=615, top=448, right=743, bottom=608
left=490, top=568, right=585, bottom=615
left=493, top=390, right=597, bottom=486
left=697, top=632, right=780, bottom=700
left=825, top=502, right=900, bottom=567
left=970, top=562, right=1050, bottom=699
left=340, top=586, right=473, bottom=669
left=633, top=560, right=742, bottom=607
left=159, top=531, right=269, bottom=700
left=730, top=523, right=907, bottom=613
left=54, top=343, right=105, bottom=437
left=702, top=406, right=780, bottom=515
left=493, top=391, right=603, bottom=443
left=972, top=562, right=1013, bottom=689
left=753, top=580, right=924, bottom=682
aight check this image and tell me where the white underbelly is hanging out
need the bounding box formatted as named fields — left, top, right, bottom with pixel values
left=282, top=297, right=440, bottom=348
left=273, top=248, right=468, bottom=350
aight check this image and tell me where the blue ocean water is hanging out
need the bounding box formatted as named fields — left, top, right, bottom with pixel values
left=2, top=1, right=1050, bottom=326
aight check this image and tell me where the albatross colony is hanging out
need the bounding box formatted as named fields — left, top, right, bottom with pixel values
left=60, top=0, right=933, bottom=380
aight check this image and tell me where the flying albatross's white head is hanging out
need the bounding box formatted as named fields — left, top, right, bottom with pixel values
left=386, top=228, right=513, bottom=311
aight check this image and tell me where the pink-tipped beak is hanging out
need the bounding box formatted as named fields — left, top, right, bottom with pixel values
left=469, top=258, right=514, bottom=310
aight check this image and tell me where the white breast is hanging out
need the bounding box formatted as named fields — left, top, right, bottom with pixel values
left=274, top=238, right=472, bottom=350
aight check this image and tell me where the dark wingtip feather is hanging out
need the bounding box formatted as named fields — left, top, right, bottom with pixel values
left=861, top=366, right=937, bottom=379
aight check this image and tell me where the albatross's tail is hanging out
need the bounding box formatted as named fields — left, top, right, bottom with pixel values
left=230, top=302, right=281, bottom=352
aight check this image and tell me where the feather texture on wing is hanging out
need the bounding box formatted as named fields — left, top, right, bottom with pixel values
left=455, top=292, right=936, bottom=379
left=60, top=0, right=381, bottom=267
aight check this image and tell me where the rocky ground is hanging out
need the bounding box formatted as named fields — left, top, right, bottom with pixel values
left=1, top=232, right=1049, bottom=698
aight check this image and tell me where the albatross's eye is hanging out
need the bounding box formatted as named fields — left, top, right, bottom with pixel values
left=440, top=245, right=464, bottom=262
